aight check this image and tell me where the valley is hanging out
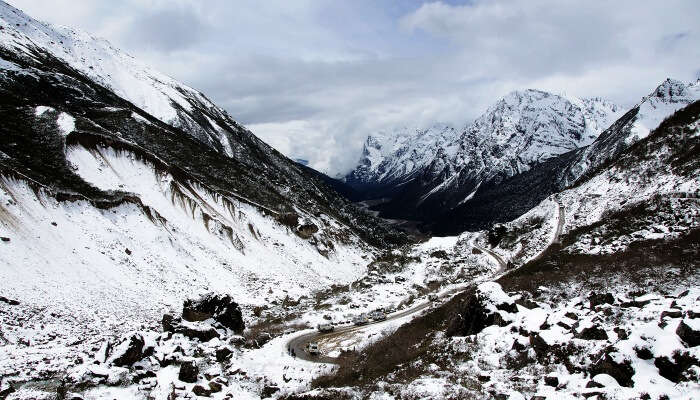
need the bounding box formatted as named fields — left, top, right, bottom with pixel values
left=0, top=2, right=699, bottom=400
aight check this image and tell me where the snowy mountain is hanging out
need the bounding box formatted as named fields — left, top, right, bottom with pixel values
left=345, top=124, right=459, bottom=191
left=0, top=1, right=406, bottom=384
left=428, top=79, right=700, bottom=234
left=347, top=89, right=621, bottom=228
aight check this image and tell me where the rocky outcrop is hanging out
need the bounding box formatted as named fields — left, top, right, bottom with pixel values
left=107, top=332, right=156, bottom=367
left=182, top=293, right=244, bottom=333
left=676, top=320, right=700, bottom=347
left=446, top=283, right=516, bottom=337
left=178, top=361, right=199, bottom=383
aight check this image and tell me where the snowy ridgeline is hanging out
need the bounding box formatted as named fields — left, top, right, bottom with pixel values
left=347, top=89, right=622, bottom=187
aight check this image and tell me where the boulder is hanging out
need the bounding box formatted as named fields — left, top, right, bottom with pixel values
left=162, top=314, right=177, bottom=332
left=588, top=292, right=614, bottom=308
left=576, top=325, right=608, bottom=341
left=183, top=293, right=244, bottom=333
left=654, top=351, right=700, bottom=383
left=676, top=320, right=700, bottom=347
left=529, top=333, right=551, bottom=357
left=660, top=310, right=683, bottom=319
left=176, top=321, right=220, bottom=342
left=208, top=381, right=223, bottom=393
left=108, top=333, right=154, bottom=367
left=179, top=361, right=199, bottom=383
left=543, top=376, right=558, bottom=387
left=215, top=347, right=233, bottom=362
left=261, top=385, right=280, bottom=398
left=446, top=283, right=515, bottom=337
left=192, top=384, right=211, bottom=397
left=589, top=353, right=634, bottom=387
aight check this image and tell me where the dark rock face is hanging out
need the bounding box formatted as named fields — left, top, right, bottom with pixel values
left=430, top=250, right=448, bottom=259
left=590, top=354, right=635, bottom=387
left=182, top=293, right=244, bottom=333
left=634, top=346, right=654, bottom=360
left=179, top=361, right=199, bottom=383
left=111, top=334, right=153, bottom=367
left=215, top=347, right=233, bottom=362
left=588, top=292, right=614, bottom=308
left=529, top=333, right=550, bottom=357
left=544, top=376, right=559, bottom=387
left=654, top=351, right=699, bottom=383
left=576, top=325, right=608, bottom=341
left=176, top=323, right=220, bottom=342
left=676, top=320, right=699, bottom=347
left=162, top=314, right=176, bottom=332
left=192, top=384, right=211, bottom=397
left=0, top=296, right=19, bottom=305
left=446, top=289, right=511, bottom=337
left=261, top=385, right=280, bottom=398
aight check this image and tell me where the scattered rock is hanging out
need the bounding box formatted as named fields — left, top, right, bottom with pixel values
left=585, top=380, right=604, bottom=388
left=620, top=299, right=651, bottom=308
left=564, top=312, right=579, bottom=320
left=182, top=293, right=244, bottom=333
left=177, top=321, right=220, bottom=342
left=446, top=284, right=514, bottom=336
left=588, top=292, right=614, bottom=308
left=125, top=248, right=132, bottom=255
left=430, top=250, right=448, bottom=259
left=162, top=314, right=178, bottom=333
left=676, top=320, right=699, bottom=347
left=179, top=361, right=199, bottom=383
left=613, top=327, right=629, bottom=340
left=296, top=223, right=318, bottom=239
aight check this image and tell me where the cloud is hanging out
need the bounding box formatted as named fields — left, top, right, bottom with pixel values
left=6, top=0, right=700, bottom=176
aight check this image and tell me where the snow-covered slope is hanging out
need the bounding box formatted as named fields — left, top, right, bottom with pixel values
left=0, top=1, right=406, bottom=383
left=0, top=1, right=245, bottom=157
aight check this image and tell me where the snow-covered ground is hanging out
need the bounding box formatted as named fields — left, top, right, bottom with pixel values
left=0, top=140, right=372, bottom=384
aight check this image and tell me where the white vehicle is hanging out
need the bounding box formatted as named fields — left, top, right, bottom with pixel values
left=305, top=342, right=320, bottom=355
left=353, top=314, right=369, bottom=326
left=317, top=323, right=334, bottom=333
left=368, top=310, right=386, bottom=321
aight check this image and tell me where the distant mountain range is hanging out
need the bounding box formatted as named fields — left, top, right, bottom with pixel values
left=344, top=80, right=699, bottom=234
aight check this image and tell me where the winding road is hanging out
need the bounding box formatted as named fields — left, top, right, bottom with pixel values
left=287, top=241, right=508, bottom=363
left=288, top=200, right=567, bottom=364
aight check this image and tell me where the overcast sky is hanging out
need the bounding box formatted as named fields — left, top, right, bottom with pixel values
left=8, top=0, right=700, bottom=175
